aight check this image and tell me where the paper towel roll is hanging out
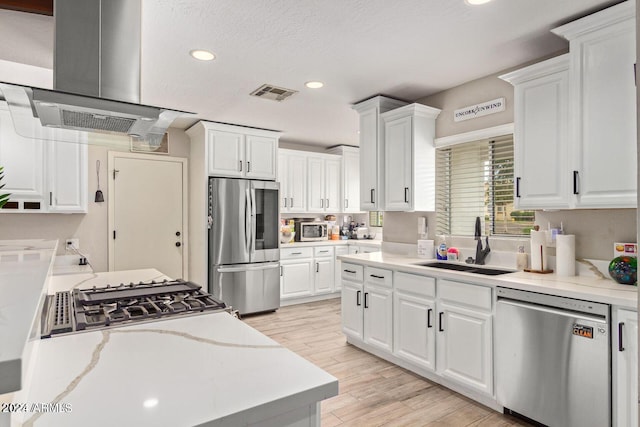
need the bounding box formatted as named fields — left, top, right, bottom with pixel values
left=530, top=230, right=548, bottom=271
left=417, top=240, right=435, bottom=259
left=556, top=234, right=576, bottom=277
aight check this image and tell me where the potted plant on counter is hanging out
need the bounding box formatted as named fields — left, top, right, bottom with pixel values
left=0, top=166, right=10, bottom=208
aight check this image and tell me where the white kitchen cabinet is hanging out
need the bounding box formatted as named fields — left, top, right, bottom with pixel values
left=500, top=55, right=571, bottom=209
left=278, top=149, right=307, bottom=213
left=334, top=246, right=349, bottom=292
left=326, top=145, right=360, bottom=212
left=280, top=260, right=313, bottom=299
left=313, top=246, right=335, bottom=294
left=46, top=138, right=88, bottom=213
left=341, top=262, right=392, bottom=351
left=436, top=279, right=493, bottom=396
left=613, top=308, right=638, bottom=427
left=190, top=121, right=279, bottom=180
left=381, top=103, right=441, bottom=211
left=348, top=246, right=359, bottom=255
left=307, top=154, right=340, bottom=212
left=393, top=272, right=436, bottom=372
left=0, top=104, right=88, bottom=213
left=552, top=2, right=637, bottom=208
left=353, top=96, right=407, bottom=211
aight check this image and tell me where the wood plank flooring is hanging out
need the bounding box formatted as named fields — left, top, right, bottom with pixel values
left=243, top=298, right=532, bottom=427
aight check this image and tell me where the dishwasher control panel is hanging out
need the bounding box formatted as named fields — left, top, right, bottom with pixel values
left=496, top=287, right=609, bottom=318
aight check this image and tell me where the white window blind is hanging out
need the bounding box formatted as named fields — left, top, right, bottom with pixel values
left=436, top=135, right=534, bottom=237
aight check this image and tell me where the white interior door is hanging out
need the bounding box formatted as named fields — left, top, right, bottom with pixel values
left=109, top=152, right=187, bottom=279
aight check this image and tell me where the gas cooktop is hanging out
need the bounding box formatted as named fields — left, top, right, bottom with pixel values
left=41, top=280, right=227, bottom=338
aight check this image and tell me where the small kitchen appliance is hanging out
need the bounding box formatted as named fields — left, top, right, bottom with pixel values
left=294, top=221, right=328, bottom=241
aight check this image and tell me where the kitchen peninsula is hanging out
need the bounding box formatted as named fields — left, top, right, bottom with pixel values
left=1, top=240, right=337, bottom=427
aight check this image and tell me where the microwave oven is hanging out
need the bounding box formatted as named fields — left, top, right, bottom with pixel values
left=294, top=222, right=328, bottom=242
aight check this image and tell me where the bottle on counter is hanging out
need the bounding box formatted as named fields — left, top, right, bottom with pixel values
left=436, top=235, right=448, bottom=260
left=516, top=245, right=528, bottom=270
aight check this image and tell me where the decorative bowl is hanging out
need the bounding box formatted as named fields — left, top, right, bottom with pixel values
left=608, top=255, right=637, bottom=285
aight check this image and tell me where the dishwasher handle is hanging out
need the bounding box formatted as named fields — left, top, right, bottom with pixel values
left=497, top=298, right=607, bottom=324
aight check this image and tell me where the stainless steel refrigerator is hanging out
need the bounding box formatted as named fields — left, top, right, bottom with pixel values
left=208, top=178, right=280, bottom=315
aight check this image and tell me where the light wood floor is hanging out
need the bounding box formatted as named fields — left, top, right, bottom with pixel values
left=243, top=298, right=532, bottom=427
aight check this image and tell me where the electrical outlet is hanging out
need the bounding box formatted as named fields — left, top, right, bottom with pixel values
left=65, top=238, right=80, bottom=251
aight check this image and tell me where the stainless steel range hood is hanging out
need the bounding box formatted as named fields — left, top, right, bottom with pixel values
left=0, top=0, right=189, bottom=146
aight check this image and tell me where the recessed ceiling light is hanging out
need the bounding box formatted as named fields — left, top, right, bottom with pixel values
left=189, top=50, right=215, bottom=61
left=305, top=81, right=324, bottom=89
left=465, top=0, right=493, bottom=4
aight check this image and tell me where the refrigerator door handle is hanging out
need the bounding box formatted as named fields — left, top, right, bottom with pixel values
left=216, top=262, right=280, bottom=273
left=250, top=186, right=257, bottom=257
left=245, top=187, right=252, bottom=258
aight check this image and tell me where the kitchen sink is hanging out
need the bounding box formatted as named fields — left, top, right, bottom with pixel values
left=413, top=261, right=513, bottom=276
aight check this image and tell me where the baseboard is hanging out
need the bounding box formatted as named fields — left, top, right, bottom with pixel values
left=281, top=292, right=341, bottom=306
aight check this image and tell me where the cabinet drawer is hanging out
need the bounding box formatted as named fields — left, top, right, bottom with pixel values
left=365, top=266, right=392, bottom=288
left=341, top=263, right=364, bottom=282
left=314, top=246, right=335, bottom=257
left=395, top=272, right=435, bottom=297
left=438, top=279, right=492, bottom=311
left=280, top=247, right=313, bottom=260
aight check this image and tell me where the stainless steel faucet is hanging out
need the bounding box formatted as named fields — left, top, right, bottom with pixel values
left=474, top=216, right=491, bottom=265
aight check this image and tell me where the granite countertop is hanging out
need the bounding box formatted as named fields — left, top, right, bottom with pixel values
left=3, top=245, right=338, bottom=426
left=338, top=252, right=638, bottom=309
left=0, top=240, right=57, bottom=395
left=280, top=240, right=382, bottom=248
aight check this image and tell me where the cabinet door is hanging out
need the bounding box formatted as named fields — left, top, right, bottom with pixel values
left=245, top=135, right=277, bottom=180
left=437, top=301, right=493, bottom=395
left=324, top=158, right=341, bottom=212
left=207, top=130, right=244, bottom=177
left=280, top=260, right=313, bottom=299
left=348, top=246, right=359, bottom=255
left=277, top=152, right=288, bottom=211
left=314, top=257, right=334, bottom=294
left=614, top=309, right=638, bottom=427
left=394, top=291, right=436, bottom=372
left=0, top=107, right=45, bottom=206
left=359, top=108, right=378, bottom=210
left=343, top=150, right=360, bottom=212
left=46, top=140, right=88, bottom=213
left=571, top=20, right=636, bottom=207
left=514, top=66, right=570, bottom=209
left=286, top=153, right=307, bottom=212
left=334, top=246, right=349, bottom=292
left=307, top=156, right=325, bottom=211
left=384, top=116, right=412, bottom=211
left=341, top=280, right=364, bottom=340
left=363, top=284, right=393, bottom=353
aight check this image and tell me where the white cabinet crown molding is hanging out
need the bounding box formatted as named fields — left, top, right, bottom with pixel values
left=551, top=0, right=635, bottom=40
left=352, top=95, right=408, bottom=113
left=186, top=120, right=282, bottom=139
left=380, top=103, right=441, bottom=122
left=434, top=123, right=514, bottom=148
left=499, top=54, right=570, bottom=84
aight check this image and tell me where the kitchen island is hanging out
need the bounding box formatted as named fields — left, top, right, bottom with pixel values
left=2, top=241, right=338, bottom=427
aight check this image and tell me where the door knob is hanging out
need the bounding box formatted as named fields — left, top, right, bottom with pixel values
left=176, top=231, right=181, bottom=236
left=175, top=242, right=181, bottom=247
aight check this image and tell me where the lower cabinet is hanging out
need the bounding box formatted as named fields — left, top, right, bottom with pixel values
left=393, top=272, right=436, bottom=372
left=281, top=245, right=344, bottom=302
left=436, top=279, right=493, bottom=396
left=334, top=246, right=349, bottom=292
left=313, top=246, right=335, bottom=294
left=280, top=259, right=313, bottom=299
left=341, top=264, right=393, bottom=353
left=614, top=308, right=638, bottom=427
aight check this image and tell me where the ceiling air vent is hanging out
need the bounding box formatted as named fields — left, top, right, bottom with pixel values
left=250, top=84, right=298, bottom=102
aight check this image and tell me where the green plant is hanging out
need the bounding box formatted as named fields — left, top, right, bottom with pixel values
left=0, top=166, right=10, bottom=209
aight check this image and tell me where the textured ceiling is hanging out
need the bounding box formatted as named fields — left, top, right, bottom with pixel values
left=0, top=0, right=625, bottom=146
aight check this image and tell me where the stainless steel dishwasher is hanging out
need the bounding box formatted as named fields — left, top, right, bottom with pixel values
left=496, top=287, right=610, bottom=427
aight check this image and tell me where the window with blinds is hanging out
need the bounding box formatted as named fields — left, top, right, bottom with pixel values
left=436, top=134, right=534, bottom=237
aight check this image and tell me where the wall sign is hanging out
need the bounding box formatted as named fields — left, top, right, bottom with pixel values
left=454, top=98, right=505, bottom=122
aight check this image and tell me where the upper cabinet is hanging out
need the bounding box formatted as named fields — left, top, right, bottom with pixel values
left=381, top=103, right=441, bottom=211
left=353, top=96, right=408, bottom=211
left=502, top=1, right=636, bottom=209
left=326, top=145, right=360, bottom=212
left=307, top=154, right=341, bottom=212
left=500, top=55, right=571, bottom=210
left=278, top=150, right=307, bottom=213
left=552, top=1, right=636, bottom=208
left=0, top=103, right=88, bottom=213
left=188, top=121, right=280, bottom=181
